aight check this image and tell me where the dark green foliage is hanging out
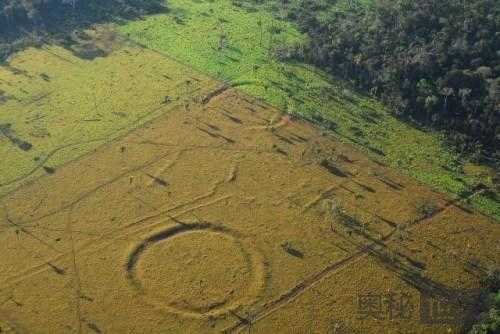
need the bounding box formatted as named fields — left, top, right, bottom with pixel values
left=469, top=270, right=500, bottom=333
left=415, top=200, right=439, bottom=218
left=281, top=0, right=500, bottom=161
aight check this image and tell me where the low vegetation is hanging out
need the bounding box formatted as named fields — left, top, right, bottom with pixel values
left=1, top=0, right=497, bottom=219
left=0, top=36, right=215, bottom=196
left=415, top=200, right=439, bottom=219
left=0, top=1, right=499, bottom=333
left=120, top=0, right=499, bottom=219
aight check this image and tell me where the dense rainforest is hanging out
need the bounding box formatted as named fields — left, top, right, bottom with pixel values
left=276, top=0, right=499, bottom=162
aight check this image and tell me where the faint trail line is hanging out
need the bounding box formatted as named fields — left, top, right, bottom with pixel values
left=0, top=94, right=190, bottom=200
left=0, top=138, right=106, bottom=192
left=120, top=195, right=233, bottom=240
left=302, top=180, right=352, bottom=212
left=3, top=150, right=175, bottom=231
left=2, top=203, right=62, bottom=254
left=20, top=224, right=108, bottom=238
left=41, top=45, right=78, bottom=64
left=0, top=193, right=233, bottom=293
left=0, top=76, right=241, bottom=216
left=224, top=243, right=371, bottom=333
left=67, top=208, right=83, bottom=334
left=123, top=182, right=230, bottom=231
left=21, top=91, right=53, bottom=107
left=226, top=187, right=486, bottom=333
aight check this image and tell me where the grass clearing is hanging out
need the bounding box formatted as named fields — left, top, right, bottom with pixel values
left=119, top=0, right=499, bottom=220
left=0, top=29, right=216, bottom=196
left=0, top=1, right=498, bottom=332
left=1, top=86, right=498, bottom=332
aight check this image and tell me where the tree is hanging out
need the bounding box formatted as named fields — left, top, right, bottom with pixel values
left=281, top=0, right=499, bottom=159
left=257, top=17, right=263, bottom=47
left=440, top=87, right=454, bottom=113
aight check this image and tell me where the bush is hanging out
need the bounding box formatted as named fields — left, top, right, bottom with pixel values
left=469, top=270, right=500, bottom=334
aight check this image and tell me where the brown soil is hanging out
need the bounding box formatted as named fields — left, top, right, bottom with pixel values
left=0, top=86, right=498, bottom=334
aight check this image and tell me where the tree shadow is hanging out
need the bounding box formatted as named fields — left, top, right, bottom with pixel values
left=333, top=212, right=490, bottom=329
left=0, top=0, right=168, bottom=61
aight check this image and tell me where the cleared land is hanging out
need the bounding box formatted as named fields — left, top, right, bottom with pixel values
left=0, top=69, right=499, bottom=332
left=119, top=0, right=499, bottom=220
left=0, top=28, right=217, bottom=197
left=0, top=1, right=498, bottom=333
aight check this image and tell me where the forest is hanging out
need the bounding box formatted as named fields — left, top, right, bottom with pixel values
left=279, top=0, right=499, bottom=162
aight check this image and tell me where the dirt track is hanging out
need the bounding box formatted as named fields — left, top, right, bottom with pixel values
left=0, top=85, right=499, bottom=333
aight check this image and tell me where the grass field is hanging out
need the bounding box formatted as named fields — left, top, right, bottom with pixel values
left=1, top=86, right=498, bottom=333
left=0, top=29, right=216, bottom=197
left=0, top=2, right=499, bottom=332
left=118, top=0, right=499, bottom=220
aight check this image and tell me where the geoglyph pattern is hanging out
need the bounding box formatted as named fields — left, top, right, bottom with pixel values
left=1, top=47, right=499, bottom=334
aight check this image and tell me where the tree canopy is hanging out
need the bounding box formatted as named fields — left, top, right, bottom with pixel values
left=278, top=0, right=500, bottom=160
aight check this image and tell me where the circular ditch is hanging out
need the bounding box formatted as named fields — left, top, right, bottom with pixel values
left=126, top=223, right=265, bottom=317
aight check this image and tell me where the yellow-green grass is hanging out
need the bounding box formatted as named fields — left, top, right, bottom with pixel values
left=119, top=0, right=499, bottom=219
left=0, top=40, right=215, bottom=197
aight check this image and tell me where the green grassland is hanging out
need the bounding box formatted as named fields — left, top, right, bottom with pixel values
left=119, top=0, right=499, bottom=219
left=0, top=32, right=215, bottom=197
left=0, top=0, right=497, bottom=219
left=119, top=0, right=500, bottom=219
